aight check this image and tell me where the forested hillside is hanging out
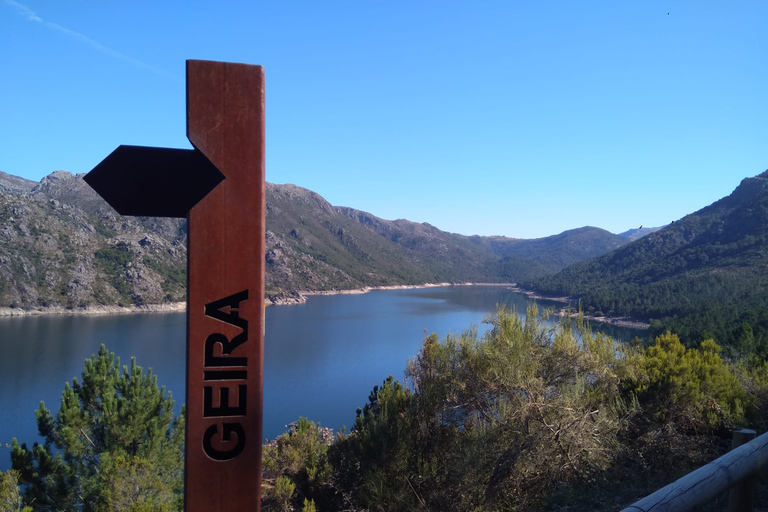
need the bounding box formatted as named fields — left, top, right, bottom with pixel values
left=618, top=226, right=662, bottom=241
left=528, top=170, right=768, bottom=351
left=265, top=188, right=633, bottom=293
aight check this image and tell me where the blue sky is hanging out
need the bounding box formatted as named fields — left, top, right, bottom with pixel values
left=1, top=1, right=766, bottom=239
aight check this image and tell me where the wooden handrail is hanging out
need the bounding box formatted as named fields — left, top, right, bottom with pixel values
left=730, top=429, right=758, bottom=512
left=620, top=430, right=768, bottom=512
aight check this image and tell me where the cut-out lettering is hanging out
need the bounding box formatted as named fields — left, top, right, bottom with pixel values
left=203, top=423, right=246, bottom=461
left=205, top=290, right=249, bottom=330
left=204, top=370, right=247, bottom=381
left=202, top=289, right=251, bottom=462
left=204, top=385, right=247, bottom=417
left=205, top=333, right=247, bottom=367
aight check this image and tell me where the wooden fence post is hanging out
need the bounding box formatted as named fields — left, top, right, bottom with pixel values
left=730, top=428, right=757, bottom=512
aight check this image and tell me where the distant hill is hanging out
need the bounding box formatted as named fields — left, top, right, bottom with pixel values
left=493, top=227, right=629, bottom=277
left=263, top=183, right=501, bottom=294
left=617, top=226, right=662, bottom=241
left=528, top=170, right=768, bottom=348
left=0, top=170, right=635, bottom=310
left=263, top=185, right=640, bottom=293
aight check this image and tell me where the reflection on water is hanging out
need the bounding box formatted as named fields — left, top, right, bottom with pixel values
left=0, top=286, right=645, bottom=471
left=402, top=286, right=553, bottom=316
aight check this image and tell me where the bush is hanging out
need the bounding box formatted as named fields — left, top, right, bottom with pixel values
left=330, top=305, right=643, bottom=511
left=634, top=332, right=746, bottom=430
left=259, top=307, right=765, bottom=511
left=262, top=418, right=334, bottom=512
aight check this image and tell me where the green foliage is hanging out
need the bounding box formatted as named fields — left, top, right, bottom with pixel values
left=0, top=470, right=33, bottom=512
left=331, top=376, right=414, bottom=510
left=492, top=226, right=627, bottom=273
left=142, top=257, right=186, bottom=297
left=257, top=305, right=768, bottom=511
left=498, top=254, right=557, bottom=282
left=732, top=321, right=756, bottom=356
left=268, top=476, right=296, bottom=512
left=11, top=345, right=184, bottom=511
left=91, top=456, right=178, bottom=512
left=94, top=242, right=132, bottom=275
left=353, top=376, right=411, bottom=465
left=526, top=174, right=768, bottom=354
left=730, top=356, right=768, bottom=433
left=330, top=305, right=643, bottom=511
left=634, top=332, right=746, bottom=429
left=262, top=418, right=334, bottom=512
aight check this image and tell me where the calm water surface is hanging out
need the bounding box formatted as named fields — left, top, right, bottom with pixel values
left=0, top=286, right=644, bottom=471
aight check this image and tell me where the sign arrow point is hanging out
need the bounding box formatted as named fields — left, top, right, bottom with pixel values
left=84, top=145, right=225, bottom=218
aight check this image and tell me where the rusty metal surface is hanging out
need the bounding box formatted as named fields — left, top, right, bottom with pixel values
left=185, top=60, right=265, bottom=512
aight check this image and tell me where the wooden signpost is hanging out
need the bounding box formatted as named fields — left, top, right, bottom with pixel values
left=85, top=60, right=265, bottom=512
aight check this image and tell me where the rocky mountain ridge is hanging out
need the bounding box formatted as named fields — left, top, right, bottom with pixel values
left=0, top=169, right=644, bottom=311
left=0, top=170, right=187, bottom=310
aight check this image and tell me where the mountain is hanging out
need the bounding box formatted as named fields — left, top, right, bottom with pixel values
left=617, top=226, right=662, bottom=241
left=0, top=170, right=634, bottom=310
left=0, top=170, right=36, bottom=195
left=263, top=184, right=501, bottom=295
left=527, top=170, right=768, bottom=347
left=0, top=171, right=188, bottom=310
left=488, top=227, right=628, bottom=265
left=261, top=186, right=647, bottom=293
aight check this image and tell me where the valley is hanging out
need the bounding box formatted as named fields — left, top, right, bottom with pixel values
left=0, top=169, right=647, bottom=312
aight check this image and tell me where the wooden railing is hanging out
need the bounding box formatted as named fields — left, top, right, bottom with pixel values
left=620, top=429, right=768, bottom=512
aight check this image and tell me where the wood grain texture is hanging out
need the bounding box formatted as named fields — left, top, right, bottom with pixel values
left=621, top=430, right=768, bottom=512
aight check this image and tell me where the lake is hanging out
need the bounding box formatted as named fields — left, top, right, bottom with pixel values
left=0, top=285, right=644, bottom=471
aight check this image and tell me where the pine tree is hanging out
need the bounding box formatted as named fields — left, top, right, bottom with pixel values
left=0, top=470, right=33, bottom=512
left=10, top=344, right=184, bottom=511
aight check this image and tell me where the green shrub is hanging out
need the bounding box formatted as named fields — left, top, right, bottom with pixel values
left=262, top=418, right=333, bottom=511
left=634, top=332, right=746, bottom=429
left=331, top=305, right=643, bottom=511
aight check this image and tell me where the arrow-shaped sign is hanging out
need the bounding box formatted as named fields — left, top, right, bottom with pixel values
left=84, top=145, right=224, bottom=217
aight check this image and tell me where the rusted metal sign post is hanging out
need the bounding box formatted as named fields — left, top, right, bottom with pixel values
left=85, top=60, right=265, bottom=511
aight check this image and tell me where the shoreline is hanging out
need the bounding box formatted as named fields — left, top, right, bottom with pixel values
left=266, top=282, right=516, bottom=306
left=554, top=309, right=651, bottom=330
left=0, top=283, right=651, bottom=330
left=508, top=285, right=651, bottom=330
left=0, top=302, right=187, bottom=318
left=0, top=283, right=517, bottom=316
left=507, top=285, right=571, bottom=304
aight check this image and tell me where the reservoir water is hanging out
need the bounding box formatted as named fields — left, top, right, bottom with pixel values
left=0, top=286, right=644, bottom=471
